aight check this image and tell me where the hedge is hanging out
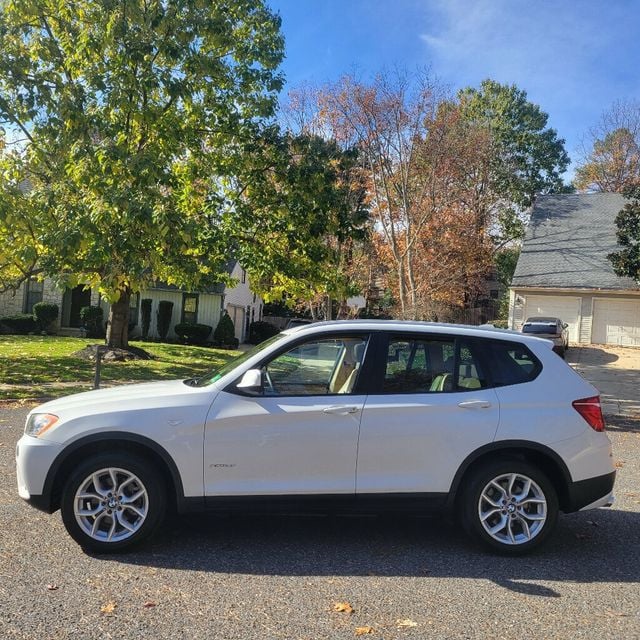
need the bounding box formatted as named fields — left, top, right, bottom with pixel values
left=174, top=322, right=212, bottom=344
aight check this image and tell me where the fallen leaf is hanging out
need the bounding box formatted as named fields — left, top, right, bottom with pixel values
left=143, top=601, right=157, bottom=608
left=100, top=602, right=117, bottom=614
left=586, top=520, right=599, bottom=527
left=46, top=584, right=59, bottom=591
left=614, top=460, right=625, bottom=468
left=396, top=619, right=418, bottom=628
left=574, top=532, right=591, bottom=540
left=605, top=609, right=630, bottom=617
left=355, top=626, right=374, bottom=635
left=334, top=602, right=355, bottom=614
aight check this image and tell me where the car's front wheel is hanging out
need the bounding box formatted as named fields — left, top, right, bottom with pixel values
left=60, top=452, right=166, bottom=553
left=460, top=460, right=559, bottom=554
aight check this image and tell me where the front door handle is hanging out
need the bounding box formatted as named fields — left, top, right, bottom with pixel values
left=458, top=400, right=492, bottom=410
left=323, top=405, right=360, bottom=415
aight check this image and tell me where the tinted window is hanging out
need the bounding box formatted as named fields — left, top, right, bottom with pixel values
left=264, top=336, right=367, bottom=396
left=485, top=340, right=541, bottom=386
left=383, top=337, right=486, bottom=393
left=522, top=322, right=558, bottom=335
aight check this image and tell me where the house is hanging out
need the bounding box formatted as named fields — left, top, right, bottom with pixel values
left=509, top=193, right=640, bottom=346
left=0, top=260, right=262, bottom=343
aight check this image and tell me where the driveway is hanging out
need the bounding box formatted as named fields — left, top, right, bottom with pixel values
left=567, top=345, right=640, bottom=419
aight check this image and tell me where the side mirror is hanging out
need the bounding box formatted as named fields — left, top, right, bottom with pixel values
left=236, top=369, right=263, bottom=393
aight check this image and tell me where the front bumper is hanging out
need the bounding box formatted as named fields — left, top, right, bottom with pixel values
left=16, top=434, right=64, bottom=513
left=565, top=470, right=616, bottom=512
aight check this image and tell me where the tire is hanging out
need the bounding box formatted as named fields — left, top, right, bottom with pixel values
left=460, top=460, right=559, bottom=555
left=60, top=452, right=167, bottom=553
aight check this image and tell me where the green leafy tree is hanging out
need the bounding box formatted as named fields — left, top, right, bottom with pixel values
left=0, top=0, right=283, bottom=348
left=454, top=79, right=570, bottom=244
left=223, top=132, right=369, bottom=305
left=608, top=186, right=640, bottom=282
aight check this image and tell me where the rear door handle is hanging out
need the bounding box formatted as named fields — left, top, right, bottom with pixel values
left=458, top=400, right=492, bottom=410
left=323, top=405, right=360, bottom=415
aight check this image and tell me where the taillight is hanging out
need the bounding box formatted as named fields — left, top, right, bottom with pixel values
left=572, top=396, right=605, bottom=432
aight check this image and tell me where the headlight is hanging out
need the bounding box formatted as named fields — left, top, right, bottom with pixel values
left=25, top=413, right=59, bottom=437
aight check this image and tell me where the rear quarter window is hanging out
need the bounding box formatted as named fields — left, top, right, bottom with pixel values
left=483, top=340, right=542, bottom=387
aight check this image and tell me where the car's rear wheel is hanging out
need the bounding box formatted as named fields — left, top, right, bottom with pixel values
left=460, top=460, right=559, bottom=554
left=60, top=452, right=166, bottom=553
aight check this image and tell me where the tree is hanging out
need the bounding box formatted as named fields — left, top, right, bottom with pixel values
left=222, top=130, right=370, bottom=313
left=575, top=101, right=640, bottom=193
left=608, top=186, right=640, bottom=282
left=0, top=0, right=284, bottom=348
left=454, top=79, right=570, bottom=245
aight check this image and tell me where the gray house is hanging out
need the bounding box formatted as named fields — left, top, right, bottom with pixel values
left=509, top=193, right=640, bottom=346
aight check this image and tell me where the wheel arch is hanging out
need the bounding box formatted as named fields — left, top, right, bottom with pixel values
left=43, top=432, right=189, bottom=514
left=447, top=440, right=573, bottom=512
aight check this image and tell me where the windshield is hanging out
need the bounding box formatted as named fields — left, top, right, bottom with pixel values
left=522, top=323, right=557, bottom=335
left=192, top=333, right=288, bottom=386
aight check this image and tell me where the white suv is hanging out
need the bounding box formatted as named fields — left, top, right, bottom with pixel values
left=16, top=321, right=615, bottom=554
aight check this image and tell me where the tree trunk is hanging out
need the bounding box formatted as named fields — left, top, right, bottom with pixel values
left=106, top=288, right=131, bottom=349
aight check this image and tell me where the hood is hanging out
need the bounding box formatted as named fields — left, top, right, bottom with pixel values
left=32, top=379, right=209, bottom=418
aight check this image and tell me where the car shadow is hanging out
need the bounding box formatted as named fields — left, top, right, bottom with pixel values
left=108, top=507, right=640, bottom=597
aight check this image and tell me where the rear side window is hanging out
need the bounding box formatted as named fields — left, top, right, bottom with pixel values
left=383, top=336, right=487, bottom=393
left=484, top=340, right=541, bottom=386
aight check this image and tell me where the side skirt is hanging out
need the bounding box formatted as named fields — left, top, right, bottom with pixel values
left=178, top=493, right=448, bottom=515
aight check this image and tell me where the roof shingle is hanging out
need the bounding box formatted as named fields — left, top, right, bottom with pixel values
left=512, top=193, right=639, bottom=290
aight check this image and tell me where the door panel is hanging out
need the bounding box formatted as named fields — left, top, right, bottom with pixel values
left=204, top=391, right=364, bottom=495
left=356, top=333, right=500, bottom=494
left=357, top=388, right=500, bottom=493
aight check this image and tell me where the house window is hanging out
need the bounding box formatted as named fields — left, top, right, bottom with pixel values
left=23, top=278, right=44, bottom=314
left=129, top=293, right=140, bottom=326
left=182, top=293, right=199, bottom=324
left=241, top=269, right=246, bottom=284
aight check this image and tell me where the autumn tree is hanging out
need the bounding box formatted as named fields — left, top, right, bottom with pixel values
left=574, top=101, right=640, bottom=192
left=0, top=0, right=283, bottom=349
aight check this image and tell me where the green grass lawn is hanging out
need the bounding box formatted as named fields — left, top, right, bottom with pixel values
left=0, top=335, right=241, bottom=400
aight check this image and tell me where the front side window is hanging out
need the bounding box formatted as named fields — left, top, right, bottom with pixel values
left=263, top=336, right=367, bottom=396
left=23, top=278, right=44, bottom=314
left=383, top=336, right=486, bottom=393
left=182, top=293, right=198, bottom=324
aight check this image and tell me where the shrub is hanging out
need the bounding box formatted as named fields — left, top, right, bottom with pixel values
left=33, top=302, right=59, bottom=332
left=247, top=320, right=279, bottom=344
left=0, top=314, right=38, bottom=334
left=157, top=300, right=174, bottom=341
left=174, top=322, right=212, bottom=344
left=486, top=319, right=509, bottom=329
left=140, top=298, right=152, bottom=339
left=80, top=305, right=104, bottom=338
left=213, top=312, right=236, bottom=346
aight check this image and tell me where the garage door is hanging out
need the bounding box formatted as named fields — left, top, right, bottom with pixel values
left=524, top=295, right=581, bottom=343
left=592, top=298, right=640, bottom=346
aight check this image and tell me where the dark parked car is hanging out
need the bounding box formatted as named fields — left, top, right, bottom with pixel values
left=521, top=317, right=569, bottom=357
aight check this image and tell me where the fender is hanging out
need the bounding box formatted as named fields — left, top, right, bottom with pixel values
left=445, top=439, right=573, bottom=509
left=38, top=431, right=188, bottom=513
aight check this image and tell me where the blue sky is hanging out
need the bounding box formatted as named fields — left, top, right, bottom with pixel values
left=268, top=0, right=640, bottom=179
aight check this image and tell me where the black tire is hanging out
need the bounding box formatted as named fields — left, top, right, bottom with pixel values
left=61, top=452, right=166, bottom=553
left=460, top=459, right=559, bottom=555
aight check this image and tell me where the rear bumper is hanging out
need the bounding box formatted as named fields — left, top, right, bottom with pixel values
left=565, top=471, right=616, bottom=512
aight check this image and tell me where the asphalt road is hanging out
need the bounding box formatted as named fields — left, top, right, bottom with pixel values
left=1, top=404, right=639, bottom=640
